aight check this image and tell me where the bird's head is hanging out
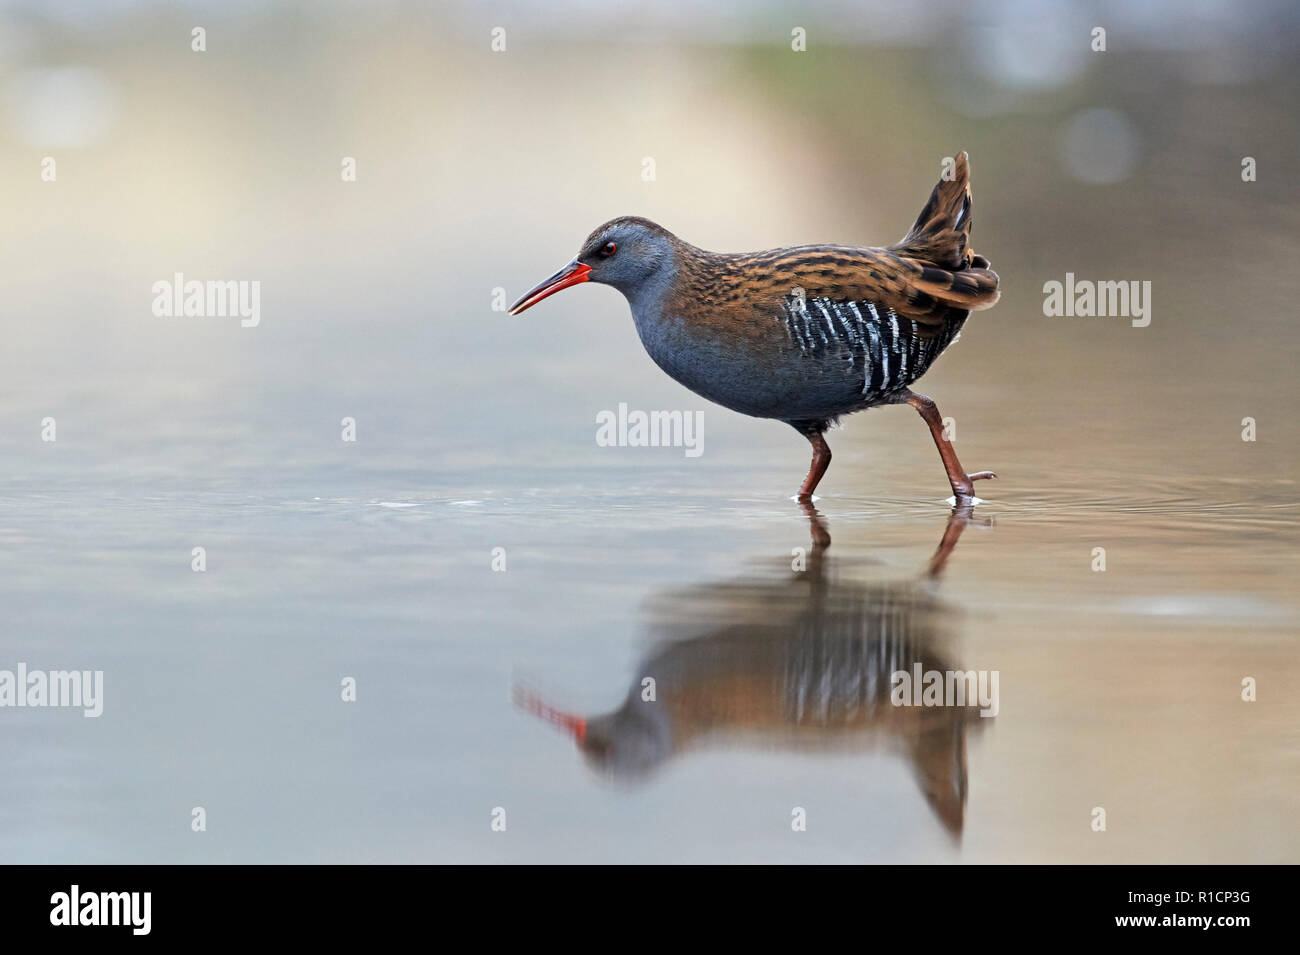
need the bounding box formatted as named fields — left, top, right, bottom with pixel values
left=509, top=217, right=676, bottom=315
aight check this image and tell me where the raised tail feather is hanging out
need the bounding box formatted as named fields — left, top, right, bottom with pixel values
left=889, top=151, right=1000, bottom=312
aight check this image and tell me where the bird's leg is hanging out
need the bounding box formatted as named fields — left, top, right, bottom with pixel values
left=796, top=429, right=832, bottom=502
left=895, top=390, right=996, bottom=504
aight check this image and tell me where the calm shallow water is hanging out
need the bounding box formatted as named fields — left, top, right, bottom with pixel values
left=2, top=456, right=1295, bottom=863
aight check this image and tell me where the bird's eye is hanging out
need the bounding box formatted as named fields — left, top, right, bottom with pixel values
left=601, top=242, right=618, bottom=257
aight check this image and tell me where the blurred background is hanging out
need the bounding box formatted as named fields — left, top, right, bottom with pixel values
left=0, top=0, right=1296, bottom=862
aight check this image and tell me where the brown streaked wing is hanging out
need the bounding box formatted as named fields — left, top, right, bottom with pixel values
left=675, top=245, right=999, bottom=343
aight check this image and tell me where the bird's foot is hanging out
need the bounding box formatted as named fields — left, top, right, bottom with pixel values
left=951, top=470, right=996, bottom=505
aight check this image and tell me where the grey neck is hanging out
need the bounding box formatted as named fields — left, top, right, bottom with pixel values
left=619, top=249, right=678, bottom=330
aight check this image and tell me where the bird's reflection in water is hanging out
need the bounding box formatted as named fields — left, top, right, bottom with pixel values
left=517, top=505, right=991, bottom=838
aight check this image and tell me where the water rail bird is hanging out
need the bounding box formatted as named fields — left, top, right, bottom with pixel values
left=510, top=151, right=1000, bottom=503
